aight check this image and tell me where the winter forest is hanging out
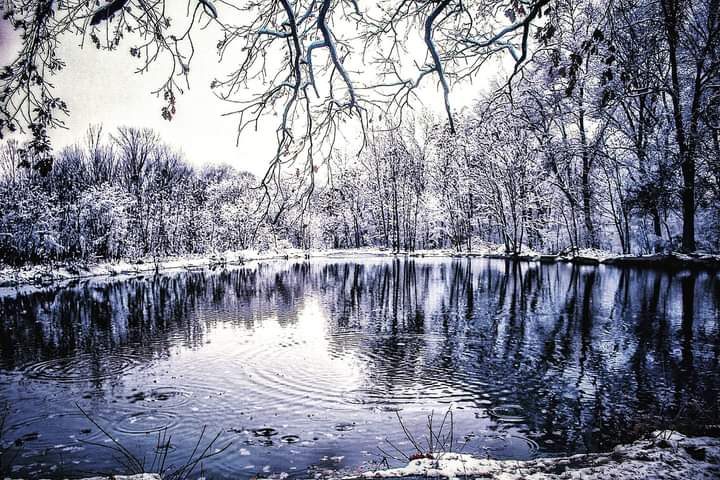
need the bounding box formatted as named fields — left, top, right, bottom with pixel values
left=0, top=0, right=718, bottom=266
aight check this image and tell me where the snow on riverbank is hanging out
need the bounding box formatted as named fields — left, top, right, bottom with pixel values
left=0, top=248, right=305, bottom=289
left=1, top=245, right=719, bottom=291
left=0, top=247, right=400, bottom=293
left=15, top=431, right=715, bottom=479
left=0, top=246, right=455, bottom=290
left=342, top=431, right=720, bottom=479
left=8, top=475, right=160, bottom=480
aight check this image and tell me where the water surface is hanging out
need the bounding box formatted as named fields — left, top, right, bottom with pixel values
left=1, top=258, right=718, bottom=478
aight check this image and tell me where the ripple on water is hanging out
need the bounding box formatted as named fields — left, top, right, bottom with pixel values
left=192, top=330, right=484, bottom=416
left=225, top=336, right=361, bottom=412
left=341, top=388, right=388, bottom=406
left=488, top=404, right=526, bottom=423
left=334, top=422, right=355, bottom=432
left=478, top=433, right=540, bottom=459
left=341, top=383, right=476, bottom=410
left=508, top=435, right=540, bottom=458
left=23, top=353, right=142, bottom=383
left=127, top=386, right=192, bottom=409
left=252, top=427, right=279, bottom=437
left=6, top=412, right=106, bottom=450
left=114, top=411, right=178, bottom=435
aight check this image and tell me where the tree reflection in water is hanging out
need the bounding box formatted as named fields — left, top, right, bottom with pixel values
left=0, top=258, right=718, bottom=478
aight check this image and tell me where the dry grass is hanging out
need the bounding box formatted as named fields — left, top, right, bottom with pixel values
left=76, top=403, right=231, bottom=480
left=375, top=408, right=457, bottom=468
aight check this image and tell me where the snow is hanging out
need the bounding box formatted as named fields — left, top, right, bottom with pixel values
left=0, top=247, right=446, bottom=291
left=9, top=475, right=162, bottom=480
left=342, top=432, right=720, bottom=479
left=567, top=248, right=612, bottom=262
left=0, top=249, right=296, bottom=290
left=4, top=433, right=718, bottom=479
left=2, top=245, right=719, bottom=293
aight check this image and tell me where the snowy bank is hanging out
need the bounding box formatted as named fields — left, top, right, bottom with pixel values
left=2, top=246, right=719, bottom=290
left=0, top=248, right=309, bottom=289
left=342, top=432, right=720, bottom=479
left=602, top=251, right=720, bottom=269
left=4, top=432, right=719, bottom=479
left=6, top=475, right=160, bottom=480
left=0, top=247, right=416, bottom=291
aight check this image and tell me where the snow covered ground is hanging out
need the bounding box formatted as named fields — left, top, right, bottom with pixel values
left=0, top=248, right=303, bottom=289
left=342, top=431, right=720, bottom=479
left=0, top=246, right=453, bottom=289
left=10, top=432, right=717, bottom=479
left=1, top=246, right=718, bottom=290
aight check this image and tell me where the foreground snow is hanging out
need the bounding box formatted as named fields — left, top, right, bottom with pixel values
left=6, top=432, right=719, bottom=479
left=342, top=432, right=720, bottom=479
left=13, top=475, right=160, bottom=480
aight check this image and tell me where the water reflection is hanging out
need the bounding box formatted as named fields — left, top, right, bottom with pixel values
left=0, top=258, right=718, bottom=478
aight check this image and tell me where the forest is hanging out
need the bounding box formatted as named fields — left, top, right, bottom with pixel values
left=0, top=0, right=719, bottom=265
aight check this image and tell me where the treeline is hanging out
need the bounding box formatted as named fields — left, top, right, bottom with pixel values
left=0, top=127, right=272, bottom=266
left=1, top=0, right=719, bottom=264
left=1, top=102, right=719, bottom=267
left=300, top=0, right=720, bottom=254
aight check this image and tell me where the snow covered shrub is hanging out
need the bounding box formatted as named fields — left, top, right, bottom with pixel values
left=0, top=182, right=59, bottom=265
left=696, top=207, right=720, bottom=253
left=77, top=184, right=133, bottom=260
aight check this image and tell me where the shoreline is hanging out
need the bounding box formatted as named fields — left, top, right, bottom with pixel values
left=6, top=431, right=719, bottom=479
left=1, top=247, right=719, bottom=291
left=341, top=431, right=720, bottom=479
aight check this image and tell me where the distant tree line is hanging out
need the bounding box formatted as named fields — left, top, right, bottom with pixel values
left=1, top=0, right=719, bottom=264
left=1, top=103, right=719, bottom=266
left=300, top=0, right=720, bottom=254
left=0, top=127, right=271, bottom=265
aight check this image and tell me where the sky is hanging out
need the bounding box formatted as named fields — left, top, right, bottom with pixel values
left=1, top=14, right=279, bottom=177
left=0, top=5, right=501, bottom=177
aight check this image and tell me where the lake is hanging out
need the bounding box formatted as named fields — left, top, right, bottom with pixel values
left=0, top=257, right=718, bottom=478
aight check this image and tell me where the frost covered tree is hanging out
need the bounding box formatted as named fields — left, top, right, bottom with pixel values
left=1, top=0, right=719, bottom=257
left=0, top=0, right=560, bottom=200
left=0, top=126, right=271, bottom=264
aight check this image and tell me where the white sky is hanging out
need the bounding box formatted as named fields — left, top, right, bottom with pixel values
left=53, top=27, right=282, bottom=176
left=0, top=7, right=505, bottom=177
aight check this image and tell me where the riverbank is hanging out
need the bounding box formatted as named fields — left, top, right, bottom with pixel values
left=0, top=248, right=312, bottom=289
left=10, top=432, right=719, bottom=479
left=342, top=431, right=720, bottom=479
left=1, top=246, right=719, bottom=290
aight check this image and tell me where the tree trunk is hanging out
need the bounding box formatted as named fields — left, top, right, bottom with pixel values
left=661, top=0, right=696, bottom=252
left=578, top=88, right=598, bottom=249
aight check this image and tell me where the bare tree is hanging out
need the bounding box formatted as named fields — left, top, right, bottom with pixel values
left=0, top=0, right=557, bottom=201
left=658, top=0, right=720, bottom=251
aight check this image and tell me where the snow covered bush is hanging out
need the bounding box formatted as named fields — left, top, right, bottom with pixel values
left=77, top=184, right=133, bottom=260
